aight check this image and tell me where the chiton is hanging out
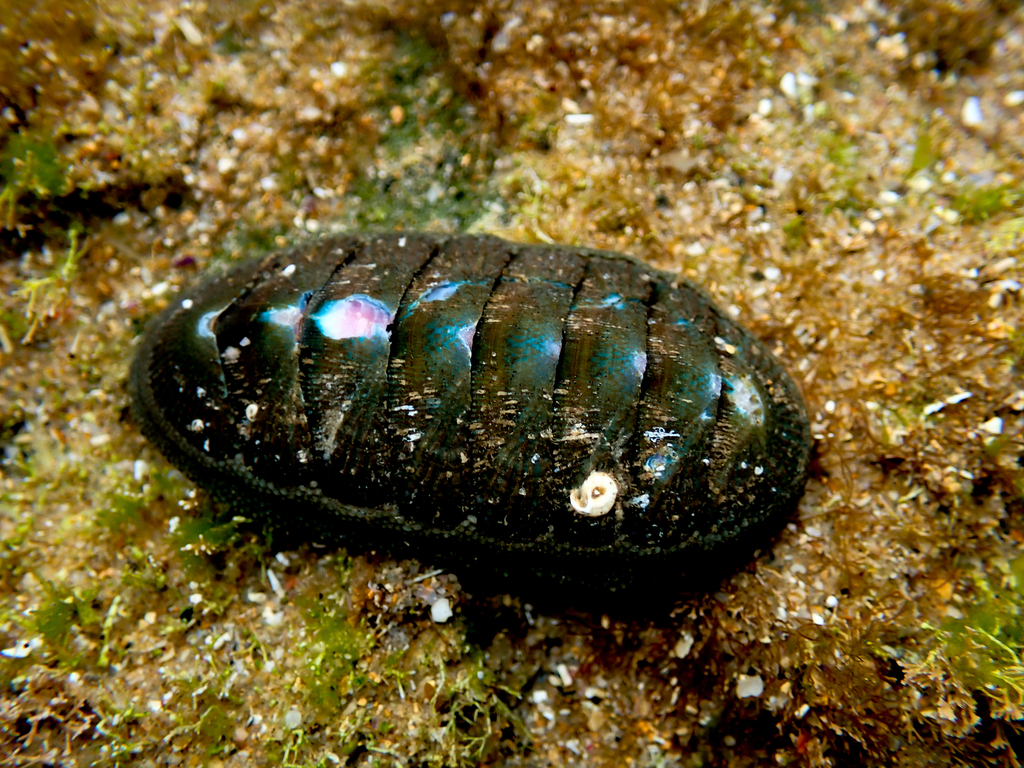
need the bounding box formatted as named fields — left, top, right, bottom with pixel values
left=129, top=233, right=810, bottom=596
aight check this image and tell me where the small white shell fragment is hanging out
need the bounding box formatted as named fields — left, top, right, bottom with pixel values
left=564, top=113, right=594, bottom=126
left=555, top=663, right=573, bottom=687
left=245, top=403, right=259, bottom=420
left=673, top=631, right=695, bottom=659
left=961, top=96, right=984, bottom=128
left=431, top=597, right=453, bottom=623
left=876, top=32, right=908, bottom=61
left=1, top=637, right=42, bottom=659
left=570, top=471, right=619, bottom=517
left=262, top=603, right=284, bottom=627
left=980, top=417, right=1004, bottom=435
left=772, top=165, right=793, bottom=188
left=737, top=673, right=764, bottom=698
left=779, top=72, right=798, bottom=100
left=267, top=568, right=285, bottom=598
left=174, top=15, right=204, bottom=45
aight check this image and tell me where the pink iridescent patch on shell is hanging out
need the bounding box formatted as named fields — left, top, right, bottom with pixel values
left=312, top=295, right=394, bottom=341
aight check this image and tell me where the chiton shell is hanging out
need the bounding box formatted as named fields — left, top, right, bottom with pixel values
left=130, top=233, right=810, bottom=596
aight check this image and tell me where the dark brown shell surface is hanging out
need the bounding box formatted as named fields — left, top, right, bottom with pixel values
left=129, top=232, right=810, bottom=597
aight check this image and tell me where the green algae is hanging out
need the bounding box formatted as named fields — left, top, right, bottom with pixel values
left=299, top=594, right=375, bottom=712
left=782, top=214, right=808, bottom=252
left=909, top=124, right=944, bottom=178
left=428, top=655, right=523, bottom=766
left=933, top=556, right=1024, bottom=706
left=10, top=224, right=86, bottom=343
left=0, top=133, right=70, bottom=230
left=953, top=182, right=1023, bottom=225
left=345, top=34, right=496, bottom=232
left=817, top=129, right=859, bottom=169
left=33, top=579, right=100, bottom=650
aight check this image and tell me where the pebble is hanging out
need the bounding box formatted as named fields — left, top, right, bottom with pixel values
left=961, top=97, right=984, bottom=128
left=1, top=637, right=42, bottom=659
left=989, top=257, right=1017, bottom=275
left=673, top=631, right=695, bottom=659
left=781, top=71, right=818, bottom=103
left=825, top=13, right=848, bottom=32
left=267, top=569, right=285, bottom=598
left=980, top=417, right=1004, bottom=435
left=564, top=113, right=594, bottom=126
left=876, top=33, right=908, bottom=61
left=262, top=604, right=284, bottom=627
left=284, top=708, right=302, bottom=729
left=779, top=72, right=798, bottom=100
left=174, top=16, right=204, bottom=45
left=1004, top=91, right=1024, bottom=108
left=555, top=663, right=573, bottom=687
left=212, top=630, right=233, bottom=651
left=794, top=72, right=819, bottom=92
left=491, top=16, right=521, bottom=53
left=908, top=174, right=933, bottom=193
left=736, top=673, right=764, bottom=698
left=430, top=597, right=453, bottom=623
left=772, top=166, right=793, bottom=188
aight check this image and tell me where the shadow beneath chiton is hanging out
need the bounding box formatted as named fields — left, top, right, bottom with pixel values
left=253, top=496, right=796, bottom=627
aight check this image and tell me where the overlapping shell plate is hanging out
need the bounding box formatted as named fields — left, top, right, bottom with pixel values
left=129, top=232, right=810, bottom=596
